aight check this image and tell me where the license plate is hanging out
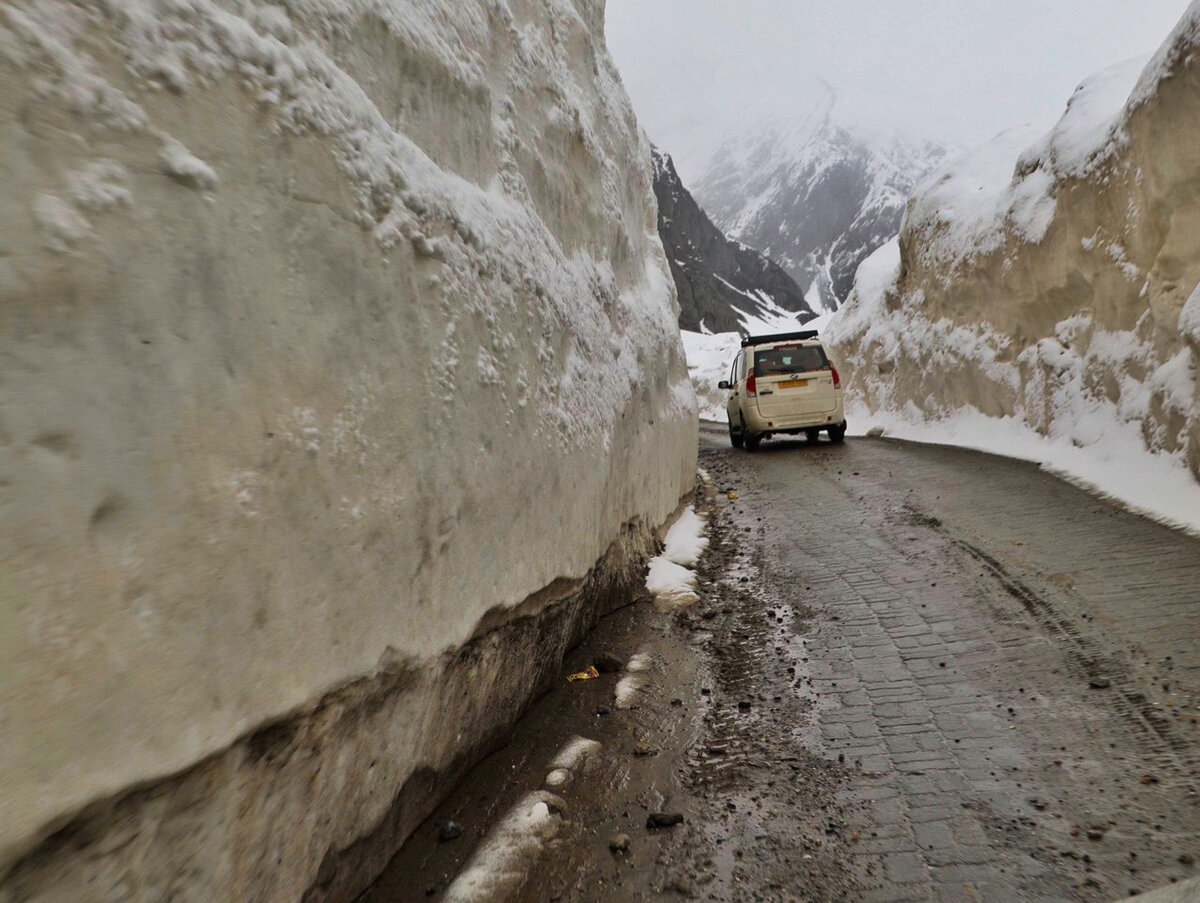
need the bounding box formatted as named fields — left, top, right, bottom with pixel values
left=779, top=379, right=807, bottom=389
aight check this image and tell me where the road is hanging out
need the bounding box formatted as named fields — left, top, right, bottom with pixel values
left=363, top=429, right=1200, bottom=902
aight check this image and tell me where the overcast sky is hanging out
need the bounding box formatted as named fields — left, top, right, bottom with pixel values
left=605, top=0, right=1190, bottom=180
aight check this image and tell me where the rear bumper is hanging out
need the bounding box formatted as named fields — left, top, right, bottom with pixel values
left=743, top=399, right=845, bottom=434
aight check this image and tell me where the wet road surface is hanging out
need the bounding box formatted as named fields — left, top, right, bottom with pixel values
left=363, top=430, right=1200, bottom=902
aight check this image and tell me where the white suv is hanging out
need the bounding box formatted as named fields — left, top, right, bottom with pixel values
left=718, top=330, right=847, bottom=450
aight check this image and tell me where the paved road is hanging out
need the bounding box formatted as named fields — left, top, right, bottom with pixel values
left=705, top=429, right=1200, bottom=902
left=366, top=431, right=1200, bottom=902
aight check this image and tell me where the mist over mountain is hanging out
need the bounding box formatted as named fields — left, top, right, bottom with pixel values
left=652, top=147, right=813, bottom=334
left=692, top=90, right=945, bottom=314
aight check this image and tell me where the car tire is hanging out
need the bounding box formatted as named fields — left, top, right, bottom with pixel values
left=744, top=432, right=762, bottom=452
left=828, top=421, right=847, bottom=443
left=805, top=429, right=820, bottom=443
left=729, top=419, right=744, bottom=449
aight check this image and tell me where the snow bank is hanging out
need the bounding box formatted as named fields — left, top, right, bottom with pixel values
left=682, top=330, right=741, bottom=422
left=0, top=0, right=696, bottom=896
left=830, top=3, right=1200, bottom=533
left=905, top=56, right=1148, bottom=272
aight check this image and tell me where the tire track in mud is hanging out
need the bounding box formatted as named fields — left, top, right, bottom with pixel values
left=904, top=501, right=1200, bottom=785
left=952, top=535, right=1200, bottom=787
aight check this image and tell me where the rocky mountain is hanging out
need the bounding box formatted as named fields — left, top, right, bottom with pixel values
left=827, top=5, right=1200, bottom=492
left=652, top=148, right=813, bottom=333
left=693, top=91, right=945, bottom=313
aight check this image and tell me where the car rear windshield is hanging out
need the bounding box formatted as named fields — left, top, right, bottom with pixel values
left=753, top=346, right=828, bottom=375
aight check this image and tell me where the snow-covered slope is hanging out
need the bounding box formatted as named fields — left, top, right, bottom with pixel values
left=693, top=89, right=945, bottom=313
left=827, top=6, right=1200, bottom=533
left=0, top=1, right=696, bottom=899
left=652, top=148, right=813, bottom=333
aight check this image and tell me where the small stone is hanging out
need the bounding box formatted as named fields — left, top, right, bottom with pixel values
left=438, top=822, right=463, bottom=843
left=1179, top=854, right=1195, bottom=866
left=646, top=812, right=685, bottom=829
left=669, top=876, right=696, bottom=897
left=594, top=652, right=624, bottom=674
left=633, top=742, right=657, bottom=757
left=707, top=745, right=727, bottom=756
left=596, top=705, right=610, bottom=716
left=670, top=698, right=683, bottom=706
left=1089, top=677, right=1112, bottom=690
left=1087, top=827, right=1106, bottom=841
left=700, top=687, right=711, bottom=696
left=609, top=833, right=631, bottom=854
left=866, top=426, right=885, bottom=438
left=737, top=700, right=752, bottom=710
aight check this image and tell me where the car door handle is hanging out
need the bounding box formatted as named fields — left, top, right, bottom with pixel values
left=760, top=389, right=774, bottom=395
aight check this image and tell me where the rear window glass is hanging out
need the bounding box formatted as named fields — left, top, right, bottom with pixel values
left=754, top=346, right=828, bottom=375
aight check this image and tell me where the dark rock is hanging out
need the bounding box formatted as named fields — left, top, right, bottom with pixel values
left=595, top=706, right=610, bottom=716
left=1089, top=677, right=1112, bottom=690
left=651, top=148, right=813, bottom=333
left=646, top=812, right=685, bottom=829
left=438, top=822, right=462, bottom=843
left=594, top=652, right=624, bottom=674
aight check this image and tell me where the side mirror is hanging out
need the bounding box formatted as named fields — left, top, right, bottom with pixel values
left=717, top=380, right=730, bottom=390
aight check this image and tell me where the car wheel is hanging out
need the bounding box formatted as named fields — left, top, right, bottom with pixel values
left=741, top=415, right=761, bottom=451
left=729, top=419, right=744, bottom=449
left=805, top=429, right=820, bottom=443
left=828, top=421, right=847, bottom=443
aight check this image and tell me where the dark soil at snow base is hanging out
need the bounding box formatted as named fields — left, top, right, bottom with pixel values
left=363, top=472, right=864, bottom=903
left=364, top=429, right=1200, bottom=903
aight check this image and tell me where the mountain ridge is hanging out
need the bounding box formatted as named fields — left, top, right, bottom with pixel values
left=652, top=147, right=813, bottom=333
left=693, top=107, right=946, bottom=313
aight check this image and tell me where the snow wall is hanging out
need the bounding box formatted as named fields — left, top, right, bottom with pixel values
left=827, top=3, right=1200, bottom=489
left=0, top=1, right=697, bottom=899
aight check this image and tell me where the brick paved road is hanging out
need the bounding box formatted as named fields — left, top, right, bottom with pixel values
left=703, top=431, right=1200, bottom=902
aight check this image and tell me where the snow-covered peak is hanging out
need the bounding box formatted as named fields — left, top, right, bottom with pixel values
left=692, top=110, right=945, bottom=313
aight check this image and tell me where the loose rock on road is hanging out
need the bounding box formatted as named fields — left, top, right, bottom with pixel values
left=366, top=428, right=1200, bottom=902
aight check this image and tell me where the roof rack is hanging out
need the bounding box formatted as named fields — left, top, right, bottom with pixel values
left=741, top=330, right=819, bottom=348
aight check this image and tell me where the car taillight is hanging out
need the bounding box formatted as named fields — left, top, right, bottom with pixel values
left=831, top=364, right=841, bottom=389
left=746, top=369, right=757, bottom=396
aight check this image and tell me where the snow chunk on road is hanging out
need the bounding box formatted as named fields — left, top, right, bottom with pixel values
left=443, top=792, right=562, bottom=903
left=549, top=736, right=601, bottom=772
left=646, top=559, right=698, bottom=611
left=663, top=505, right=709, bottom=567
left=645, top=506, right=708, bottom=612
